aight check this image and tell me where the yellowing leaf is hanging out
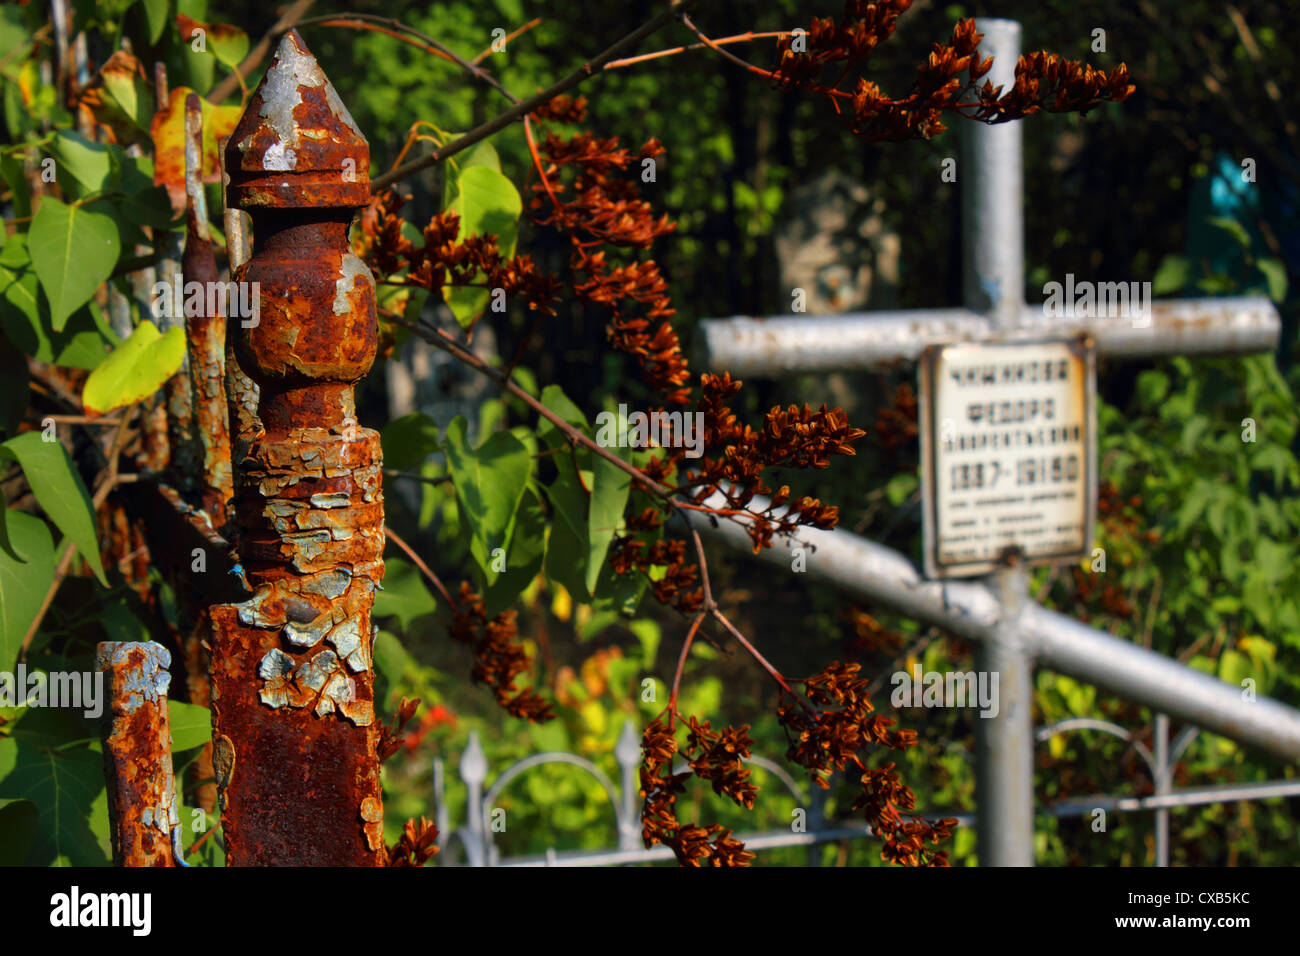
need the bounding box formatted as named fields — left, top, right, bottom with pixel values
left=73, top=51, right=153, bottom=147
left=150, top=87, right=241, bottom=213
left=82, top=320, right=186, bottom=416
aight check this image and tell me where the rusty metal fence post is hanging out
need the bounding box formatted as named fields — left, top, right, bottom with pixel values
left=96, top=642, right=182, bottom=867
left=208, top=30, right=386, bottom=866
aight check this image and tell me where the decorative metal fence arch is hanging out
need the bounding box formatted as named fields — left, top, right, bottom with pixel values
left=430, top=714, right=1300, bottom=867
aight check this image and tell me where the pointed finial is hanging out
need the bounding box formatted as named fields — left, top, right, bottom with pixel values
left=224, top=30, right=369, bottom=209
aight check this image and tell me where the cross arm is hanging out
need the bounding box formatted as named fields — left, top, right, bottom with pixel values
left=696, top=297, right=1281, bottom=378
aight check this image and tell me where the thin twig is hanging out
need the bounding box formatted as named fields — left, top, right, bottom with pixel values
left=668, top=612, right=706, bottom=726
left=207, top=0, right=317, bottom=103
left=383, top=469, right=451, bottom=488
left=185, top=823, right=221, bottom=857
left=604, top=30, right=790, bottom=70
left=712, top=607, right=806, bottom=706
left=300, top=13, right=516, bottom=103
left=399, top=315, right=672, bottom=497
left=471, top=18, right=542, bottom=64
left=385, top=525, right=453, bottom=605
left=370, top=0, right=695, bottom=191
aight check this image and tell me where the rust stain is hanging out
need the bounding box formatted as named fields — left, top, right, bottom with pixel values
left=96, top=642, right=180, bottom=867
left=211, top=30, right=385, bottom=866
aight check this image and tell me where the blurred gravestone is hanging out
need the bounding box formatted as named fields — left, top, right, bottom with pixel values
left=774, top=170, right=900, bottom=414
left=774, top=169, right=900, bottom=315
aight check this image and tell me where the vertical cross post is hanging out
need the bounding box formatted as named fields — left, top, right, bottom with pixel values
left=209, top=31, right=386, bottom=865
left=964, top=18, right=1036, bottom=866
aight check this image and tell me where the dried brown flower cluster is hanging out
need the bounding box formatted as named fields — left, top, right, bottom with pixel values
left=777, top=661, right=957, bottom=865
left=356, top=189, right=561, bottom=329
left=526, top=97, right=688, bottom=402
left=377, top=696, right=421, bottom=762
left=873, top=382, right=919, bottom=453
left=1065, top=480, right=1158, bottom=618
left=772, top=5, right=1134, bottom=141
left=845, top=607, right=904, bottom=657
left=676, top=372, right=863, bottom=550
left=639, top=716, right=757, bottom=866
left=610, top=535, right=704, bottom=615
left=448, top=582, right=555, bottom=722
left=386, top=816, right=440, bottom=867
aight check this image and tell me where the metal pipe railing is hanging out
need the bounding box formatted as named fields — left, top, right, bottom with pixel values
left=686, top=490, right=1300, bottom=762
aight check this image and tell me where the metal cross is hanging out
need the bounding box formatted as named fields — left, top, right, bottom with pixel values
left=696, top=19, right=1284, bottom=866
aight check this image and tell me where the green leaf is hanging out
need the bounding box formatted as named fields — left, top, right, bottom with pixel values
left=0, top=742, right=107, bottom=866
left=442, top=416, right=530, bottom=586
left=0, top=798, right=38, bottom=865
left=0, top=510, right=55, bottom=671
left=0, top=234, right=45, bottom=349
left=207, top=23, right=250, bottom=72
left=0, top=431, right=107, bottom=585
left=589, top=554, right=648, bottom=618
left=82, top=319, right=186, bottom=415
left=380, top=412, right=440, bottom=472
left=0, top=238, right=109, bottom=367
left=53, top=309, right=111, bottom=370
left=100, top=601, right=151, bottom=642
left=586, top=450, right=631, bottom=594
left=1218, top=650, right=1253, bottom=690
left=630, top=619, right=661, bottom=670
left=101, top=61, right=154, bottom=133
left=373, top=630, right=416, bottom=689
left=1152, top=254, right=1189, bottom=296
left=1204, top=216, right=1251, bottom=250
left=885, top=471, right=918, bottom=507
left=0, top=153, right=30, bottom=223
left=485, top=488, right=546, bottom=616
left=1256, top=258, right=1287, bottom=303
left=544, top=459, right=593, bottom=602
left=140, top=0, right=170, bottom=44
left=47, top=132, right=120, bottom=198
left=167, top=700, right=212, bottom=751
left=537, top=383, right=590, bottom=453
left=373, top=557, right=438, bottom=629
left=28, top=198, right=120, bottom=332
left=1136, top=369, right=1170, bottom=406
left=0, top=6, right=28, bottom=62
left=442, top=166, right=522, bottom=327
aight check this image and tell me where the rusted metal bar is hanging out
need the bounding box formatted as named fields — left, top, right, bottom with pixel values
left=184, top=93, right=235, bottom=528
left=154, top=63, right=199, bottom=481
left=219, top=135, right=262, bottom=466
left=209, top=30, right=386, bottom=866
left=96, top=642, right=181, bottom=867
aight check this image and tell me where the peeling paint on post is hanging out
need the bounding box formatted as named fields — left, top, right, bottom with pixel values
left=210, top=31, right=386, bottom=866
left=184, top=93, right=235, bottom=529
left=96, top=642, right=181, bottom=867
left=219, top=135, right=262, bottom=467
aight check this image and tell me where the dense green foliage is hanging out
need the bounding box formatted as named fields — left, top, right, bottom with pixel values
left=0, top=0, right=1296, bottom=866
